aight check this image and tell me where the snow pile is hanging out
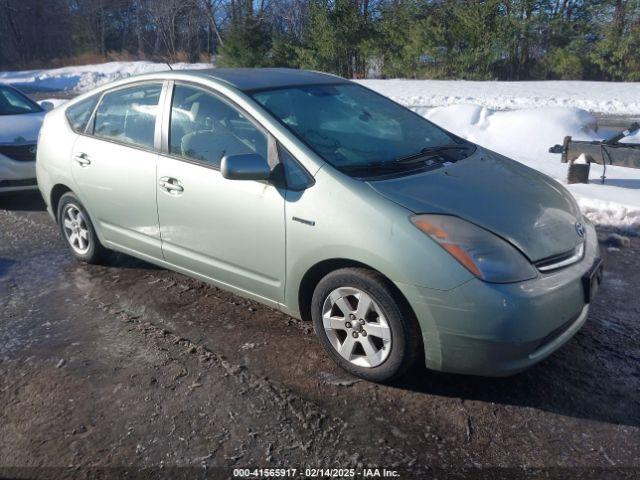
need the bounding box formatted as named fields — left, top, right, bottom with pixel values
left=2, top=61, right=638, bottom=231
left=359, top=79, right=640, bottom=116
left=0, top=61, right=211, bottom=93
left=2, top=62, right=638, bottom=115
left=422, top=104, right=640, bottom=232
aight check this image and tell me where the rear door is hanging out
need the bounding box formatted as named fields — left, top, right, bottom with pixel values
left=156, top=82, right=286, bottom=305
left=71, top=82, right=165, bottom=259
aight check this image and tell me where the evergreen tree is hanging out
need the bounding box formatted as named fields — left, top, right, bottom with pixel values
left=371, top=1, right=440, bottom=78
left=591, top=0, right=640, bottom=80
left=298, top=0, right=372, bottom=77
left=1, top=0, right=639, bottom=82
left=218, top=1, right=272, bottom=67
left=438, top=0, right=508, bottom=80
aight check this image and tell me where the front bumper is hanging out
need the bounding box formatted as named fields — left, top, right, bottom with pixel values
left=396, top=222, right=601, bottom=377
left=0, top=154, right=37, bottom=193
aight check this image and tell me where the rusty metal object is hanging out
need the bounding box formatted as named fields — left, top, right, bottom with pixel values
left=549, top=123, right=640, bottom=184
left=567, top=163, right=591, bottom=184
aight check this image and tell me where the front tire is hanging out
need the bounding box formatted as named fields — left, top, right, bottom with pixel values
left=57, top=192, right=108, bottom=264
left=311, top=268, right=420, bottom=383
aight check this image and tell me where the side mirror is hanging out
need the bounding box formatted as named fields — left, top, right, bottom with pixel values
left=221, top=153, right=271, bottom=181
left=39, top=101, right=54, bottom=111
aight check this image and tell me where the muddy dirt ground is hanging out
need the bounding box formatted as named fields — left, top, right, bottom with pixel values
left=0, top=192, right=638, bottom=479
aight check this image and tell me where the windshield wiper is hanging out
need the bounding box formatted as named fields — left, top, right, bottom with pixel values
left=339, top=158, right=443, bottom=175
left=340, top=161, right=409, bottom=172
left=338, top=143, right=474, bottom=176
left=393, top=144, right=472, bottom=164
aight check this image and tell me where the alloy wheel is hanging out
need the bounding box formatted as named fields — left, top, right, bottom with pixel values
left=62, top=204, right=91, bottom=255
left=322, top=287, right=392, bottom=368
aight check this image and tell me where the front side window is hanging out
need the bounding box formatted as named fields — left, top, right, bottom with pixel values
left=169, top=84, right=268, bottom=168
left=66, top=95, right=99, bottom=133
left=93, top=83, right=162, bottom=149
left=252, top=84, right=473, bottom=177
left=0, top=86, right=43, bottom=115
left=278, top=145, right=313, bottom=191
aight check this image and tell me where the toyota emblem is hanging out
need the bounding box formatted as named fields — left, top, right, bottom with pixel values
left=575, top=222, right=585, bottom=238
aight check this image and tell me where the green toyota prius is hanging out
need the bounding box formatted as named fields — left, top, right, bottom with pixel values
left=36, top=68, right=603, bottom=382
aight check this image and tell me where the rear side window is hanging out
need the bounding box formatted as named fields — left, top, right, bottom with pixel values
left=66, top=95, right=99, bottom=133
left=169, top=84, right=268, bottom=168
left=93, top=83, right=162, bottom=149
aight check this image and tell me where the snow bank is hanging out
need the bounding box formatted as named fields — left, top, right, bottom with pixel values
left=2, top=61, right=638, bottom=231
left=421, top=104, right=640, bottom=233
left=0, top=61, right=211, bottom=93
left=358, top=79, right=640, bottom=116
left=3, top=62, right=638, bottom=115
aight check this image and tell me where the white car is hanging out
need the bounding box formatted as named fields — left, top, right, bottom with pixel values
left=0, top=85, right=52, bottom=193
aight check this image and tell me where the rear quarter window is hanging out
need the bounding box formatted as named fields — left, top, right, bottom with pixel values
left=65, top=95, right=99, bottom=133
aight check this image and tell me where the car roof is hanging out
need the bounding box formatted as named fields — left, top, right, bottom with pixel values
left=178, top=68, right=349, bottom=92
left=0, top=84, right=21, bottom=92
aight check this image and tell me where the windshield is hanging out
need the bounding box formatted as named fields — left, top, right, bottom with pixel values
left=252, top=83, right=472, bottom=176
left=0, top=86, right=43, bottom=115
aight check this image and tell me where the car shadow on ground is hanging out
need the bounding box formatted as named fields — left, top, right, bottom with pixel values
left=389, top=238, right=640, bottom=429
left=107, top=252, right=163, bottom=271
left=77, top=243, right=640, bottom=430
left=393, top=324, right=639, bottom=428
left=0, top=191, right=47, bottom=212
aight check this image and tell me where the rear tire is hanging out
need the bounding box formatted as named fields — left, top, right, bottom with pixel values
left=311, top=267, right=420, bottom=383
left=57, top=192, right=108, bottom=264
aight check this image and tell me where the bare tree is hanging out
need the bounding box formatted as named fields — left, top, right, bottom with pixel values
left=197, top=0, right=227, bottom=47
left=144, top=0, right=187, bottom=62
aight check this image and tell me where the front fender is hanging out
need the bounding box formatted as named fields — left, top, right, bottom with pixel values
left=282, top=167, right=473, bottom=317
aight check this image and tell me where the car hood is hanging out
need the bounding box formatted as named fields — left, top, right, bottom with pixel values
left=0, top=112, right=46, bottom=144
left=367, top=149, right=583, bottom=262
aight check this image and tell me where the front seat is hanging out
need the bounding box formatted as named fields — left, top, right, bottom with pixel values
left=181, top=124, right=252, bottom=168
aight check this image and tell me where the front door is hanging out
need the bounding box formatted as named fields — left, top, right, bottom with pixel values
left=156, top=83, right=285, bottom=304
left=71, top=82, right=164, bottom=259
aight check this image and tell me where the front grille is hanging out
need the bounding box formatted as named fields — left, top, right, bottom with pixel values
left=0, top=178, right=37, bottom=188
left=0, top=144, right=37, bottom=162
left=535, top=242, right=585, bottom=272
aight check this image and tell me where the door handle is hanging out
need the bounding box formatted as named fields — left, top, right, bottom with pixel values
left=73, top=152, right=91, bottom=167
left=158, top=176, right=184, bottom=194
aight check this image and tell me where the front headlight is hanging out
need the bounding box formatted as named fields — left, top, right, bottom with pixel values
left=410, top=214, right=537, bottom=283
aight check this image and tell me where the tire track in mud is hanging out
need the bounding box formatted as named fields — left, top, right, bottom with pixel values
left=0, top=202, right=428, bottom=472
